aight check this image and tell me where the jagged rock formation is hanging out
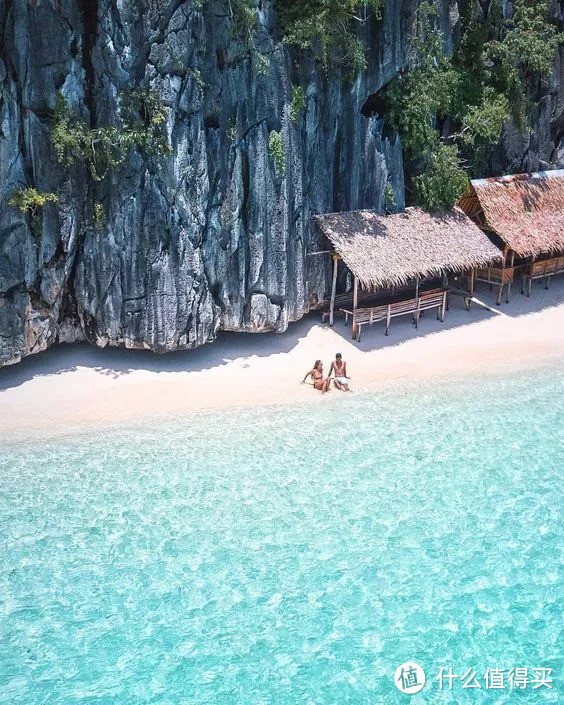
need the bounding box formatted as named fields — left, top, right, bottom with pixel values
left=0, top=0, right=562, bottom=366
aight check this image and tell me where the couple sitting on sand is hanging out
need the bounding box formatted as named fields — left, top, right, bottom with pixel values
left=302, top=353, right=351, bottom=393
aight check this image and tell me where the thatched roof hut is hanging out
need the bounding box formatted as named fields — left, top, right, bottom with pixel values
left=314, top=206, right=502, bottom=289
left=458, top=170, right=564, bottom=258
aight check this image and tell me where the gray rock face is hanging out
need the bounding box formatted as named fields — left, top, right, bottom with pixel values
left=0, top=0, right=561, bottom=366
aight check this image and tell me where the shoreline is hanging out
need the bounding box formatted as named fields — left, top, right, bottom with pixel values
left=1, top=280, right=563, bottom=441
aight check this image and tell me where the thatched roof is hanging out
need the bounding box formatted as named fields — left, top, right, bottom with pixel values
left=314, top=207, right=502, bottom=289
left=458, top=170, right=564, bottom=257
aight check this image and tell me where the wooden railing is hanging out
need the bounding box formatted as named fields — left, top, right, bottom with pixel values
left=522, top=256, right=564, bottom=296
left=320, top=291, right=375, bottom=323
left=341, top=288, right=448, bottom=341
left=475, top=266, right=515, bottom=304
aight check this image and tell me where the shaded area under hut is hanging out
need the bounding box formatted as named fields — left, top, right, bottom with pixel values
left=313, top=207, right=502, bottom=341
left=458, top=170, right=564, bottom=303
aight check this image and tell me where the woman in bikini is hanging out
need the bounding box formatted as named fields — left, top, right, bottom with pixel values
left=302, top=360, right=331, bottom=393
left=329, top=353, right=351, bottom=391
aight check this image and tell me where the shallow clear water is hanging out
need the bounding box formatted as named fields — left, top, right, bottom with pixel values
left=1, top=367, right=563, bottom=704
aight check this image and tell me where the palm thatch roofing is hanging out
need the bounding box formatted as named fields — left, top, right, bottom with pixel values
left=458, top=169, right=564, bottom=258
left=313, top=207, right=502, bottom=289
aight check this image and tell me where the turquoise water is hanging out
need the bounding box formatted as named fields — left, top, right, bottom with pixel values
left=0, top=367, right=562, bottom=704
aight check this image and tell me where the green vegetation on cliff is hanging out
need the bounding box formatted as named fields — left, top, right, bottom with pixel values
left=50, top=88, right=170, bottom=181
left=387, top=0, right=562, bottom=211
left=225, top=1, right=382, bottom=72
left=276, top=0, right=381, bottom=71
left=222, top=1, right=560, bottom=212
left=268, top=130, right=286, bottom=176
left=8, top=188, right=58, bottom=237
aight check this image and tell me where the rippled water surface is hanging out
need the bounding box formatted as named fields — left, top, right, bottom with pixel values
left=1, top=367, right=563, bottom=704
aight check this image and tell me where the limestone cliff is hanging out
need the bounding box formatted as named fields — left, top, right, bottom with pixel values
left=0, top=0, right=561, bottom=366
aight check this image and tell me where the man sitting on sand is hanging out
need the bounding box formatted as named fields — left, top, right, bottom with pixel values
left=302, top=360, right=331, bottom=393
left=328, top=353, right=351, bottom=391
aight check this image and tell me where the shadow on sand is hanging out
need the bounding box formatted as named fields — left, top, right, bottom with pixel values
left=0, top=318, right=312, bottom=392
left=1, top=277, right=562, bottom=392
left=328, top=278, right=564, bottom=353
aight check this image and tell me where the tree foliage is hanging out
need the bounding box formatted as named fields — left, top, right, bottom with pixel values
left=290, top=86, right=306, bottom=123
left=50, top=88, right=171, bottom=181
left=413, top=144, right=469, bottom=212
left=8, top=187, right=58, bottom=215
left=386, top=0, right=562, bottom=211
left=504, top=0, right=561, bottom=76
left=276, top=0, right=381, bottom=72
left=386, top=3, right=456, bottom=156
left=268, top=130, right=285, bottom=177
left=8, top=188, right=58, bottom=238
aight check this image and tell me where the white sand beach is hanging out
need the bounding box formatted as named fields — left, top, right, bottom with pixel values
left=1, top=279, right=563, bottom=438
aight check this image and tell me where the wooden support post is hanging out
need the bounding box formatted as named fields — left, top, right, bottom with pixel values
left=352, top=276, right=359, bottom=339
left=506, top=250, right=515, bottom=303
left=468, top=267, right=475, bottom=310
left=527, top=255, right=536, bottom=297
left=329, top=255, right=338, bottom=326
left=385, top=304, right=391, bottom=336
left=497, top=247, right=507, bottom=305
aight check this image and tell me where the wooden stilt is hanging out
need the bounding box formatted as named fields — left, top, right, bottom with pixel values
left=440, top=290, right=446, bottom=321
left=497, top=247, right=507, bottom=305
left=352, top=276, right=359, bottom=339
left=527, top=256, right=535, bottom=297
left=506, top=250, right=515, bottom=303
left=329, top=255, right=338, bottom=326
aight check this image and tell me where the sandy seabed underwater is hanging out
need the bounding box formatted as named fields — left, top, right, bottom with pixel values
left=0, top=365, right=562, bottom=704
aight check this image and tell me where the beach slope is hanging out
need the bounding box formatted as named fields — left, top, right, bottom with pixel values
left=1, top=281, right=563, bottom=438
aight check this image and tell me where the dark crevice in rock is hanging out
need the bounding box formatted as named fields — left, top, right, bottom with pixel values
left=361, top=90, right=388, bottom=118
left=57, top=279, right=79, bottom=326
left=241, top=150, right=250, bottom=233
left=241, top=118, right=266, bottom=142
left=204, top=113, right=220, bottom=129
left=78, top=0, right=99, bottom=127
left=332, top=130, right=342, bottom=211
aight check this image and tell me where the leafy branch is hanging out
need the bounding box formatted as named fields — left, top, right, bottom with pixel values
left=50, top=88, right=171, bottom=181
